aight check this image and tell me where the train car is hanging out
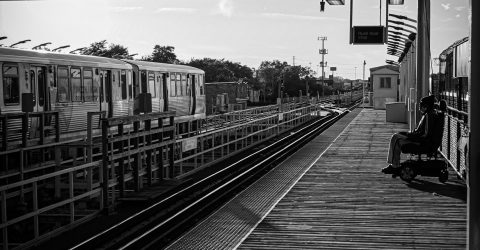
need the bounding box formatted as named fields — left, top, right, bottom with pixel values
left=123, top=60, right=206, bottom=124
left=0, top=48, right=207, bottom=146
left=437, top=37, right=469, bottom=113
left=0, top=47, right=134, bottom=141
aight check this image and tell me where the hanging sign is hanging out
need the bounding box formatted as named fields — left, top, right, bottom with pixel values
left=352, top=26, right=385, bottom=44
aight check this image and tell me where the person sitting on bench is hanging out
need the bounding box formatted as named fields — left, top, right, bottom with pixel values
left=382, top=95, right=437, bottom=174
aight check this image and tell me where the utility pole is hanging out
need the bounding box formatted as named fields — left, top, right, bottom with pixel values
left=293, top=56, right=295, bottom=66
left=318, top=36, right=328, bottom=97
left=363, top=60, right=366, bottom=105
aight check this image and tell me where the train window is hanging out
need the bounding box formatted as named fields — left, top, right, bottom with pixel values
left=199, top=75, right=204, bottom=95
left=30, top=70, right=36, bottom=105
left=156, top=74, right=163, bottom=98
left=186, top=75, right=191, bottom=96
left=38, top=69, right=45, bottom=106
left=71, top=68, right=82, bottom=102
left=170, top=73, right=176, bottom=97
left=148, top=72, right=156, bottom=98
left=128, top=71, right=133, bottom=99
left=141, top=71, right=147, bottom=94
left=2, top=65, right=20, bottom=105
left=181, top=74, right=187, bottom=96
left=176, top=74, right=182, bottom=96
left=84, top=69, right=93, bottom=102
left=121, top=70, right=127, bottom=100
left=57, top=67, right=70, bottom=103
left=380, top=77, right=391, bottom=88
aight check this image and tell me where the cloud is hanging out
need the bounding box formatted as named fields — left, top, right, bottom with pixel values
left=110, top=6, right=143, bottom=12
left=262, top=13, right=346, bottom=22
left=156, top=8, right=197, bottom=13
left=218, top=0, right=234, bottom=17
left=456, top=14, right=461, bottom=18
left=441, top=3, right=450, bottom=10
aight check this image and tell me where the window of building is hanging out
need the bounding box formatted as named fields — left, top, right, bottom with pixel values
left=71, top=68, right=82, bottom=102
left=148, top=72, right=156, bottom=98
left=2, top=65, right=20, bottom=105
left=121, top=70, right=127, bottom=100
left=57, top=67, right=70, bottom=102
left=84, top=69, right=93, bottom=102
left=380, top=77, right=391, bottom=88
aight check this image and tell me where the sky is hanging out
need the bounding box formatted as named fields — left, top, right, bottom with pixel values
left=0, top=0, right=470, bottom=79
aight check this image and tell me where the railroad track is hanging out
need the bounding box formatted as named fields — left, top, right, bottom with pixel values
left=69, top=102, right=359, bottom=250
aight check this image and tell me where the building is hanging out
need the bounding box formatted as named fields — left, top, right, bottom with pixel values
left=370, top=65, right=400, bottom=110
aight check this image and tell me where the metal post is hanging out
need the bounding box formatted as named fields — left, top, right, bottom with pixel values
left=416, top=0, right=430, bottom=123
left=468, top=0, right=479, bottom=248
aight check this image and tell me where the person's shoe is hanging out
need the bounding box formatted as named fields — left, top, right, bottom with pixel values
left=381, top=164, right=396, bottom=174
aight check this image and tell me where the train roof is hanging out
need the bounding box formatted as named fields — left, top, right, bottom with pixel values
left=123, top=59, right=204, bottom=74
left=439, top=37, right=469, bottom=57
left=0, top=47, right=132, bottom=69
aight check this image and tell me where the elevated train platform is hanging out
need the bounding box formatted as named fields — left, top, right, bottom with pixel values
left=167, top=108, right=467, bottom=249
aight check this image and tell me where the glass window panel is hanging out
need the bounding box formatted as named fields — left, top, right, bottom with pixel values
left=170, top=73, right=176, bottom=96
left=121, top=70, right=127, bottom=100
left=38, top=69, right=45, bottom=106
left=71, top=68, right=82, bottom=102
left=148, top=72, right=156, bottom=98
left=57, top=67, right=70, bottom=102
left=83, top=69, right=93, bottom=102
left=30, top=70, right=36, bottom=105
left=93, top=77, right=99, bottom=102
left=141, top=71, right=147, bottom=93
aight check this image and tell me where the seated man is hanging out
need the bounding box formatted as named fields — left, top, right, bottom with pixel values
left=382, top=95, right=437, bottom=174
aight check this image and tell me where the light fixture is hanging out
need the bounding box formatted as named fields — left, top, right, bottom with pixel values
left=326, top=0, right=345, bottom=5
left=388, top=0, right=404, bottom=5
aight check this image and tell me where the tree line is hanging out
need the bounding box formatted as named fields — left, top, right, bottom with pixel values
left=75, top=40, right=342, bottom=103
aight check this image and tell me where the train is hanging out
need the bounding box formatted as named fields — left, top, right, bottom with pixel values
left=436, top=36, right=469, bottom=114
left=0, top=47, right=206, bottom=144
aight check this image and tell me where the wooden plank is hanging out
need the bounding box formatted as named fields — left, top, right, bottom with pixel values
left=239, top=109, right=467, bottom=249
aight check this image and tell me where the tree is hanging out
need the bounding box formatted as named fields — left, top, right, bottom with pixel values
left=81, top=40, right=133, bottom=59
left=186, top=58, right=253, bottom=83
left=142, top=45, right=178, bottom=64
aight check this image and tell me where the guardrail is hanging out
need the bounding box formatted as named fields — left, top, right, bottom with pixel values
left=441, top=106, right=469, bottom=180
left=172, top=103, right=333, bottom=178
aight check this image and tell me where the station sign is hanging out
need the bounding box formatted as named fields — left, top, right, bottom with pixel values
left=352, top=26, right=385, bottom=44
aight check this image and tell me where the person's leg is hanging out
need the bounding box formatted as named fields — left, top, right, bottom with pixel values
left=383, top=133, right=408, bottom=173
left=387, top=133, right=407, bottom=164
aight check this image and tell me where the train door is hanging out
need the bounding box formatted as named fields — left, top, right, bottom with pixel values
left=29, top=66, right=47, bottom=112
left=100, top=70, right=113, bottom=117
left=190, top=74, right=196, bottom=115
left=28, top=66, right=48, bottom=138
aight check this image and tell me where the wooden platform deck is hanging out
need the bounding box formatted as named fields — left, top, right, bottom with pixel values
left=168, top=108, right=467, bottom=249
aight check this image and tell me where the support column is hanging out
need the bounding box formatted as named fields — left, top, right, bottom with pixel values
left=416, top=0, right=430, bottom=123
left=468, top=0, right=479, bottom=248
